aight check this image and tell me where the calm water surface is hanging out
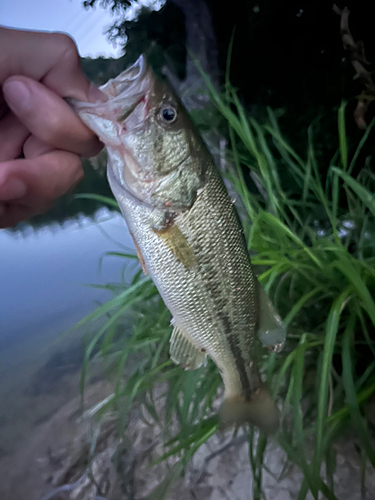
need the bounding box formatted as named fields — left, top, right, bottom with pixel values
left=0, top=210, right=135, bottom=454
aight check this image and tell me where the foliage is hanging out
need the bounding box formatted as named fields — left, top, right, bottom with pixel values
left=81, top=56, right=128, bottom=86
left=83, top=1, right=186, bottom=80
left=82, top=0, right=375, bottom=134
left=76, top=79, right=375, bottom=498
left=27, top=0, right=375, bottom=228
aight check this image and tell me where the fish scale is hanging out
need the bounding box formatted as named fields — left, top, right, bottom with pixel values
left=114, top=159, right=261, bottom=409
left=71, top=55, right=283, bottom=433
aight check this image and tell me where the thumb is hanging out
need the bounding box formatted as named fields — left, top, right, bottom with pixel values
left=3, top=76, right=102, bottom=157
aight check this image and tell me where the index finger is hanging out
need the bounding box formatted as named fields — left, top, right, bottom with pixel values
left=0, top=26, right=91, bottom=101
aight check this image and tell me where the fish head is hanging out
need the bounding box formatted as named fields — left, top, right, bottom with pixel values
left=71, top=56, right=207, bottom=211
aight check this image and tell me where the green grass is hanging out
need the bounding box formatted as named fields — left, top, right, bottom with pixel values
left=76, top=84, right=375, bottom=499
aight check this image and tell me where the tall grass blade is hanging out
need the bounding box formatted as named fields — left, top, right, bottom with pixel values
left=342, top=313, right=375, bottom=467
left=338, top=101, right=348, bottom=170
left=332, top=167, right=375, bottom=219
left=312, top=286, right=352, bottom=485
left=75, top=193, right=120, bottom=209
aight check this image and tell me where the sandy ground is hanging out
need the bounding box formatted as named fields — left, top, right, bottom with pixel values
left=0, top=377, right=374, bottom=500
left=0, top=380, right=114, bottom=500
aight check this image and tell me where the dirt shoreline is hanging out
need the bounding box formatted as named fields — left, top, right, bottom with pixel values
left=1, top=376, right=374, bottom=500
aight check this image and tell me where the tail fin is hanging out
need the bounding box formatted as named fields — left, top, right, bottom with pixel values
left=219, top=387, right=279, bottom=434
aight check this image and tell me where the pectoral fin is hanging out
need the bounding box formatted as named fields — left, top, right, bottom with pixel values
left=130, top=232, right=148, bottom=275
left=153, top=224, right=196, bottom=269
left=257, top=282, right=286, bottom=352
left=170, top=322, right=206, bottom=370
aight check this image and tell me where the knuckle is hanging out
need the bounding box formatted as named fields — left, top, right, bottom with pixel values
left=74, top=164, right=85, bottom=182
left=39, top=113, right=63, bottom=143
left=69, top=158, right=84, bottom=185
left=38, top=191, right=57, bottom=208
left=52, top=33, right=80, bottom=66
left=52, top=154, right=84, bottom=197
left=31, top=199, right=54, bottom=215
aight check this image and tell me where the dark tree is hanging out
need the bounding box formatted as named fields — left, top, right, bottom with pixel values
left=81, top=0, right=375, bottom=165
left=27, top=0, right=375, bottom=226
left=82, top=1, right=375, bottom=112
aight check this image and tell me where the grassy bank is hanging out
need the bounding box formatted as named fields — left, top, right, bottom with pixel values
left=76, top=80, right=375, bottom=499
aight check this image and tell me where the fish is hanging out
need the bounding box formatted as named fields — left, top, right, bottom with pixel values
left=70, top=56, right=285, bottom=433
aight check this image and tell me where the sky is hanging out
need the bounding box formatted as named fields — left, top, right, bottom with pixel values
left=1, top=0, right=165, bottom=58
left=1, top=0, right=124, bottom=58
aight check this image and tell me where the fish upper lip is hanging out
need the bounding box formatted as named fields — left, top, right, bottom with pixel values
left=100, top=55, right=148, bottom=99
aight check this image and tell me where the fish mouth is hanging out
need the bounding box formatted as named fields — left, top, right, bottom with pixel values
left=70, top=55, right=153, bottom=122
left=100, top=55, right=149, bottom=99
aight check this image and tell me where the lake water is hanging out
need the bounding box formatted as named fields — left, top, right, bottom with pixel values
left=0, top=210, right=135, bottom=455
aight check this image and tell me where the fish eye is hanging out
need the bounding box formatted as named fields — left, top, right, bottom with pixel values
left=160, top=106, right=177, bottom=123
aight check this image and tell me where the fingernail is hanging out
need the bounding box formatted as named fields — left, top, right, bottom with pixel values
left=0, top=178, right=28, bottom=200
left=3, top=80, right=30, bottom=111
left=88, top=84, right=108, bottom=103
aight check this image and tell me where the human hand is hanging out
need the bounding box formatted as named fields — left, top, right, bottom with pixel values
left=0, top=27, right=104, bottom=228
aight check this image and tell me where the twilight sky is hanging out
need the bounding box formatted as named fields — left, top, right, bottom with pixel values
left=1, top=0, right=122, bottom=57
left=1, top=0, right=164, bottom=58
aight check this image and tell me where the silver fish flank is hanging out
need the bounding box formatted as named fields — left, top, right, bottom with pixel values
left=71, top=56, right=285, bottom=433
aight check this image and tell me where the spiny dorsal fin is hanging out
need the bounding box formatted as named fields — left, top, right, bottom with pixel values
left=257, top=281, right=286, bottom=353
left=153, top=224, right=196, bottom=269
left=170, top=322, right=206, bottom=370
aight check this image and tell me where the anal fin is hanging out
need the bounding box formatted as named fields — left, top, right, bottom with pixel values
left=257, top=281, right=286, bottom=353
left=170, top=322, right=206, bottom=371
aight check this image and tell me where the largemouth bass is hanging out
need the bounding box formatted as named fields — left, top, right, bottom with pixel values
left=71, top=56, right=284, bottom=433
